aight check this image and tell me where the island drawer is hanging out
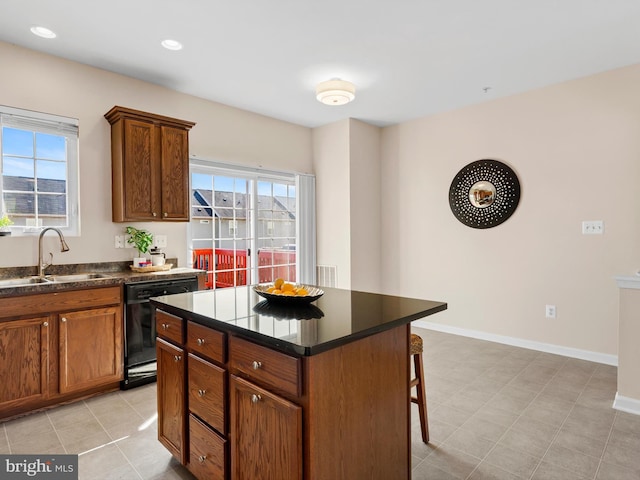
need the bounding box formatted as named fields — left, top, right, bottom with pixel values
left=188, top=414, right=227, bottom=480
left=156, top=310, right=184, bottom=345
left=188, top=353, right=226, bottom=434
left=187, top=321, right=225, bottom=363
left=229, top=335, right=301, bottom=397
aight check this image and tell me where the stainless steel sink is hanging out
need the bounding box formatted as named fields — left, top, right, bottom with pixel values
left=0, top=273, right=113, bottom=288
left=47, top=273, right=113, bottom=282
left=0, top=276, right=53, bottom=288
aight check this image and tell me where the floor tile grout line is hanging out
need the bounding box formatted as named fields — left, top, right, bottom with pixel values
left=43, top=409, right=69, bottom=455
left=464, top=352, right=570, bottom=480
left=526, top=359, right=612, bottom=480
left=592, top=410, right=617, bottom=479
left=81, top=398, right=145, bottom=480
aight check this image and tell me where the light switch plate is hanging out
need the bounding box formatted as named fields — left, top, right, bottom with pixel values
left=582, top=220, right=603, bottom=235
left=154, top=235, right=167, bottom=248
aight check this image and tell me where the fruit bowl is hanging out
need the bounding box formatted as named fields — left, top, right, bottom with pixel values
left=253, top=284, right=324, bottom=305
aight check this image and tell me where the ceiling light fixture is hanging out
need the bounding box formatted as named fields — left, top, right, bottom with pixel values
left=30, top=26, right=56, bottom=39
left=161, top=39, right=183, bottom=51
left=316, top=79, right=356, bottom=106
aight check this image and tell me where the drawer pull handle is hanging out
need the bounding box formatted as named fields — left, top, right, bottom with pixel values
left=251, top=394, right=261, bottom=404
left=198, top=389, right=206, bottom=397
left=197, top=338, right=205, bottom=346
left=198, top=455, right=206, bottom=463
left=252, top=361, right=262, bottom=370
left=162, top=323, right=169, bottom=330
left=174, top=355, right=182, bottom=362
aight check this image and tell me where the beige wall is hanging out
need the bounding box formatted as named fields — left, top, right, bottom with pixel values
left=380, top=64, right=640, bottom=356
left=0, top=42, right=312, bottom=268
left=312, top=120, right=352, bottom=288
left=4, top=39, right=640, bottom=361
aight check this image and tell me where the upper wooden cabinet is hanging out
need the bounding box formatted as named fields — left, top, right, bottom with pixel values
left=105, top=106, right=196, bottom=222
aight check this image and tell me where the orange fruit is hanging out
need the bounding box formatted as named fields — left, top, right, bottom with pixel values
left=282, top=290, right=295, bottom=296
left=267, top=286, right=276, bottom=293
left=274, top=278, right=284, bottom=289
left=281, top=283, right=295, bottom=292
left=295, top=288, right=309, bottom=296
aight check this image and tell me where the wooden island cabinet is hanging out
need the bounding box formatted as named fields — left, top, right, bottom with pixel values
left=104, top=106, right=195, bottom=223
left=0, top=286, right=123, bottom=420
left=152, top=286, right=447, bottom=480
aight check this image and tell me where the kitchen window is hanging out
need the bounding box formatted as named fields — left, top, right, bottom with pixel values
left=0, top=105, right=79, bottom=236
left=190, top=159, right=316, bottom=289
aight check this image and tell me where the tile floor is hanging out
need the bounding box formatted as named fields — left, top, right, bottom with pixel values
left=1, top=327, right=639, bottom=479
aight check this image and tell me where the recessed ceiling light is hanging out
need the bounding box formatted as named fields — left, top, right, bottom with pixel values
left=161, top=39, right=183, bottom=51
left=30, top=26, right=56, bottom=39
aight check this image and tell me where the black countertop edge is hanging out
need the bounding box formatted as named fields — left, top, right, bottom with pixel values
left=150, top=298, right=448, bottom=358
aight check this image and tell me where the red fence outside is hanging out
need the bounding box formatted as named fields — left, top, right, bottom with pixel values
left=193, top=248, right=295, bottom=289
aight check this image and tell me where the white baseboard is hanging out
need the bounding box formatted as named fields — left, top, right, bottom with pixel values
left=413, top=320, right=618, bottom=366
left=613, top=393, right=640, bottom=416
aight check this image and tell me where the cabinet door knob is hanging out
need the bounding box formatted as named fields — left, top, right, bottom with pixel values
left=162, top=323, right=169, bottom=330
left=251, top=394, right=261, bottom=404
left=174, top=355, right=182, bottom=362
left=198, top=455, right=207, bottom=463
left=61, top=317, right=67, bottom=323
left=163, top=212, right=168, bottom=218
left=198, top=389, right=206, bottom=397
left=197, top=338, right=205, bottom=346
left=152, top=212, right=158, bottom=217
left=43, top=321, right=49, bottom=327
left=252, top=361, right=262, bottom=370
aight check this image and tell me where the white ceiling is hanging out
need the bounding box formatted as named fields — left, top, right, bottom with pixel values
left=2, top=0, right=640, bottom=128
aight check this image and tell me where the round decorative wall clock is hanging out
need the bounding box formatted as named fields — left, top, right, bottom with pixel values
left=448, top=159, right=521, bottom=229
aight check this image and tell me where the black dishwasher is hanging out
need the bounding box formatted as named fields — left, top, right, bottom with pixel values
left=122, top=276, right=198, bottom=389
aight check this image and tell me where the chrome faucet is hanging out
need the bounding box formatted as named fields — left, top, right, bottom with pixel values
left=38, top=227, right=70, bottom=277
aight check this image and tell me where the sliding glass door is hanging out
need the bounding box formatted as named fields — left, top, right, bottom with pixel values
left=190, top=164, right=298, bottom=290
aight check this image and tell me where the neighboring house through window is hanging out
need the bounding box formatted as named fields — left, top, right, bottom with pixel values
left=0, top=105, right=79, bottom=236
left=190, top=159, right=316, bottom=290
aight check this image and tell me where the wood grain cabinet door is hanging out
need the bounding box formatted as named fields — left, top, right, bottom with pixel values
left=122, top=118, right=161, bottom=221
left=157, top=338, right=186, bottom=464
left=159, top=125, right=189, bottom=221
left=0, top=317, right=50, bottom=411
left=58, top=306, right=123, bottom=394
left=230, top=375, right=302, bottom=480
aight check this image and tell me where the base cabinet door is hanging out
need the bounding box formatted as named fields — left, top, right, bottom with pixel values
left=0, top=317, right=50, bottom=411
left=230, top=375, right=302, bottom=480
left=157, top=338, right=186, bottom=464
left=58, top=307, right=123, bottom=394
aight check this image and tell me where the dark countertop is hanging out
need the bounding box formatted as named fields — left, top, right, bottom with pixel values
left=0, top=260, right=205, bottom=298
left=150, top=286, right=447, bottom=356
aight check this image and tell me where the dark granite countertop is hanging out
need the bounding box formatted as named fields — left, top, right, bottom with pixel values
left=0, top=260, right=205, bottom=298
left=150, top=286, right=447, bottom=356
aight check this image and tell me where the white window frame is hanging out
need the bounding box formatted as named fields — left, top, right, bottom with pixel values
left=189, top=158, right=316, bottom=284
left=0, top=105, right=80, bottom=236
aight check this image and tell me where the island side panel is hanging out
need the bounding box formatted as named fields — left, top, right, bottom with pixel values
left=303, top=324, right=411, bottom=480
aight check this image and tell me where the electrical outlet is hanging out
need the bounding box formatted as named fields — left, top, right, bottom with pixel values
left=154, top=235, right=167, bottom=248
left=114, top=235, right=124, bottom=248
left=582, top=220, right=604, bottom=235
left=545, top=305, right=556, bottom=319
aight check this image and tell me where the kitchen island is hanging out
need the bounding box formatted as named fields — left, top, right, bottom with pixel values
left=151, top=286, right=447, bottom=480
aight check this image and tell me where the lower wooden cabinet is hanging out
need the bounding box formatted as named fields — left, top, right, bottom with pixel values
left=0, top=286, right=124, bottom=421
left=157, top=337, right=186, bottom=464
left=189, top=414, right=227, bottom=479
left=230, top=375, right=302, bottom=480
left=59, top=307, right=122, bottom=394
left=0, top=316, right=50, bottom=411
